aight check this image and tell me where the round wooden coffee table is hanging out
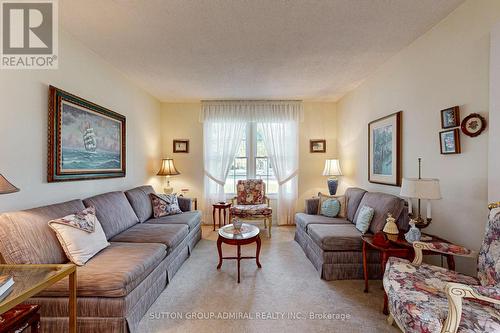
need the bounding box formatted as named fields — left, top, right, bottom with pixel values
left=217, top=223, right=262, bottom=283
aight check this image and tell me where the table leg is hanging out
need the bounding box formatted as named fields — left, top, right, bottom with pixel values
left=380, top=252, right=389, bottom=315
left=237, top=244, right=241, bottom=283
left=213, top=207, right=216, bottom=231
left=218, top=209, right=222, bottom=229
left=363, top=241, right=368, bottom=293
left=447, top=255, right=456, bottom=271
left=216, top=237, right=223, bottom=269
left=223, top=208, right=227, bottom=226
left=69, top=270, right=77, bottom=333
left=31, top=313, right=40, bottom=333
left=256, top=235, right=262, bottom=268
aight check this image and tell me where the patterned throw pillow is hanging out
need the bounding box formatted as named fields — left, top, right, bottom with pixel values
left=150, top=193, right=183, bottom=218
left=355, top=205, right=375, bottom=234
left=318, top=193, right=346, bottom=218
left=48, top=207, right=109, bottom=266
left=320, top=199, right=340, bottom=218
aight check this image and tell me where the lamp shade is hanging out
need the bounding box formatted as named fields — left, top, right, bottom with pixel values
left=322, top=159, right=343, bottom=176
left=400, top=178, right=441, bottom=200
left=0, top=174, right=19, bottom=194
left=157, top=159, right=180, bottom=176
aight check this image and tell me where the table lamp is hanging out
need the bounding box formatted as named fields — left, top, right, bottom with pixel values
left=322, top=159, right=342, bottom=195
left=0, top=174, right=19, bottom=194
left=400, top=158, right=441, bottom=228
left=157, top=159, right=180, bottom=194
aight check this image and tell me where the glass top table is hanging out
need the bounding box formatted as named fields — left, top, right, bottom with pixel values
left=218, top=223, right=260, bottom=240
left=0, top=264, right=77, bottom=332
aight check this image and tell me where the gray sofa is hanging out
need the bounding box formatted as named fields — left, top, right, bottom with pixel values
left=0, top=185, right=201, bottom=333
left=294, top=187, right=409, bottom=280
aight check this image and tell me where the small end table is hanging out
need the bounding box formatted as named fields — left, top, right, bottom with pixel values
left=362, top=232, right=457, bottom=315
left=212, top=202, right=231, bottom=231
left=217, top=223, right=262, bottom=283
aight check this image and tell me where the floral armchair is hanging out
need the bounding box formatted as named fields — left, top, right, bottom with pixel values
left=229, top=179, right=272, bottom=237
left=383, top=204, right=500, bottom=333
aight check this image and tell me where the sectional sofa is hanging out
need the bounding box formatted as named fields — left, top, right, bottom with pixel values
left=294, top=187, right=409, bottom=280
left=0, top=185, right=201, bottom=333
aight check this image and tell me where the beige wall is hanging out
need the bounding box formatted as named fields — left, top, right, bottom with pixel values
left=490, top=22, right=500, bottom=202
left=160, top=102, right=337, bottom=223
left=337, top=0, right=500, bottom=274
left=0, top=30, right=162, bottom=212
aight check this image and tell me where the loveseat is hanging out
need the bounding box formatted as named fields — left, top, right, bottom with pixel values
left=0, top=185, right=201, bottom=333
left=294, top=187, right=409, bottom=280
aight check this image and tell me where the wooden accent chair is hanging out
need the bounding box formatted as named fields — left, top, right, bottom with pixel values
left=229, top=179, right=272, bottom=237
left=383, top=203, right=500, bottom=333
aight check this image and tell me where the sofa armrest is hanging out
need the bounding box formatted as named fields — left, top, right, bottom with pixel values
left=177, top=196, right=192, bottom=212
left=305, top=198, right=319, bottom=215
left=443, top=283, right=500, bottom=333
left=412, top=241, right=475, bottom=266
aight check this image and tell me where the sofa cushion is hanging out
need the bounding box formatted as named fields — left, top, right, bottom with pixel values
left=146, top=210, right=202, bottom=231
left=353, top=192, right=405, bottom=234
left=307, top=224, right=363, bottom=251
left=40, top=242, right=166, bottom=297
left=110, top=223, right=188, bottom=253
left=48, top=207, right=110, bottom=266
left=0, top=199, right=85, bottom=264
left=295, top=213, right=349, bottom=232
left=124, top=185, right=155, bottom=223
left=83, top=192, right=139, bottom=239
left=345, top=188, right=367, bottom=222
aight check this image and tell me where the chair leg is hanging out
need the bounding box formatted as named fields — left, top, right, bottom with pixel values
left=387, top=313, right=394, bottom=326
left=268, top=216, right=272, bottom=237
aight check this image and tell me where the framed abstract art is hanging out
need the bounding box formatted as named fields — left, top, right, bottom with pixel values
left=368, top=111, right=402, bottom=186
left=440, top=106, right=460, bottom=129
left=439, top=128, right=461, bottom=154
left=48, top=86, right=126, bottom=182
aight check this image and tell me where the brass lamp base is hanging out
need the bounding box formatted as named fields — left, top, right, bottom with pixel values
left=409, top=213, right=432, bottom=229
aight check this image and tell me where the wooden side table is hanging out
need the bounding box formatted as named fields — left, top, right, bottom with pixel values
left=362, top=233, right=458, bottom=315
left=0, top=304, right=40, bottom=333
left=212, top=202, right=231, bottom=231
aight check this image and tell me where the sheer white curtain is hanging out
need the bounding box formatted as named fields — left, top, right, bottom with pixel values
left=201, top=100, right=302, bottom=225
left=202, top=119, right=246, bottom=223
left=259, top=120, right=299, bottom=225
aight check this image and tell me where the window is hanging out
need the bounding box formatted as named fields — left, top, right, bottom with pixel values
left=224, top=123, right=278, bottom=195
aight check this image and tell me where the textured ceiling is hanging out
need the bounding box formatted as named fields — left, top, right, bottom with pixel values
left=60, top=0, right=464, bottom=102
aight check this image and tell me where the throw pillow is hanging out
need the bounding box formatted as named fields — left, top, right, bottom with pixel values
left=355, top=205, right=375, bottom=234
left=48, top=207, right=109, bottom=266
left=320, top=198, right=340, bottom=218
left=150, top=193, right=183, bottom=218
left=318, top=193, right=347, bottom=218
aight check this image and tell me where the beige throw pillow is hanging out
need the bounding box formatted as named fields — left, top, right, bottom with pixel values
left=48, top=207, right=109, bottom=266
left=318, top=193, right=346, bottom=218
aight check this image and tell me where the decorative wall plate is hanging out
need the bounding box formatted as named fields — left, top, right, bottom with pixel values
left=461, top=113, right=486, bottom=137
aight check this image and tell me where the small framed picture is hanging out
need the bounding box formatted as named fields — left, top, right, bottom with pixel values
left=439, top=129, right=461, bottom=154
left=441, top=106, right=460, bottom=129
left=173, top=139, right=189, bottom=153
left=310, top=139, right=326, bottom=153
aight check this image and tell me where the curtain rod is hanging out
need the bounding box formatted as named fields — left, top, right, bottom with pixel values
left=201, top=99, right=303, bottom=102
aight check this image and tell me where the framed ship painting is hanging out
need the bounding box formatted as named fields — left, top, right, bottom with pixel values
left=48, top=86, right=126, bottom=182
left=368, top=111, right=402, bottom=186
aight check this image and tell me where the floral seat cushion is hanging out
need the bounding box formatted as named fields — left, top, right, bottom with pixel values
left=383, top=257, right=500, bottom=333
left=230, top=204, right=272, bottom=218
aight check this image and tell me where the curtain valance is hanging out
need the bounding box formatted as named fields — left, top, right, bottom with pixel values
left=200, top=100, right=304, bottom=123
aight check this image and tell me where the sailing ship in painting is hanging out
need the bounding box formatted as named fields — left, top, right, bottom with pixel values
left=60, top=101, right=122, bottom=172
left=83, top=127, right=97, bottom=152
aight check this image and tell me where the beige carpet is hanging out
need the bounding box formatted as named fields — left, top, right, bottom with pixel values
left=137, top=225, right=398, bottom=333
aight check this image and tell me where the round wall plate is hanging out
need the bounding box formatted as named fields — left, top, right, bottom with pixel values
left=461, top=113, right=486, bottom=137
